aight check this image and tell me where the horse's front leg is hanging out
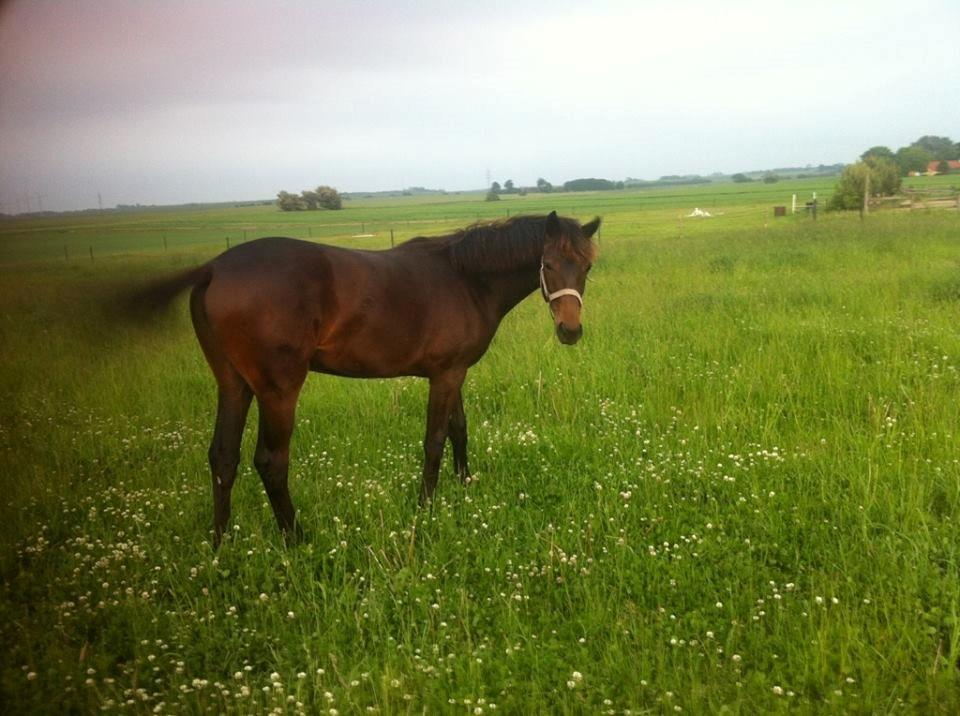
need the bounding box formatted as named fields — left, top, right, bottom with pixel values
left=448, top=388, right=470, bottom=484
left=420, top=369, right=466, bottom=505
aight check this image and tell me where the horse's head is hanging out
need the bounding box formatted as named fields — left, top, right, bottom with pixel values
left=541, top=211, right=599, bottom=345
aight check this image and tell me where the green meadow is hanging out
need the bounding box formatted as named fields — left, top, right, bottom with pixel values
left=1, top=178, right=959, bottom=713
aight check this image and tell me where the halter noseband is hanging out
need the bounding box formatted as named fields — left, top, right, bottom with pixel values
left=540, top=261, right=583, bottom=307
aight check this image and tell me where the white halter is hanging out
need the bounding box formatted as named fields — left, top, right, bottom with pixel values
left=540, top=261, right=583, bottom=307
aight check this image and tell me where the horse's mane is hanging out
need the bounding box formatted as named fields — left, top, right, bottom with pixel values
left=402, top=215, right=595, bottom=274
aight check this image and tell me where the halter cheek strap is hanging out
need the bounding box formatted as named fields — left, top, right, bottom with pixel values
left=540, top=262, right=583, bottom=307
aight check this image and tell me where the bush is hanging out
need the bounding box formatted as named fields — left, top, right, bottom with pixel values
left=277, top=186, right=342, bottom=211
left=485, top=190, right=500, bottom=202
left=276, top=190, right=304, bottom=211
left=316, top=186, right=342, bottom=210
left=864, top=157, right=902, bottom=195
left=829, top=159, right=901, bottom=211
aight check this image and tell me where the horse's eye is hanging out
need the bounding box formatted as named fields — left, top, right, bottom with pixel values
left=543, top=262, right=556, bottom=272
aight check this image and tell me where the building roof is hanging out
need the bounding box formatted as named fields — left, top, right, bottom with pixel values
left=927, top=159, right=960, bottom=173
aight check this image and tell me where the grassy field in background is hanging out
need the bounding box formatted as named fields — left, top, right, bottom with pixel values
left=2, top=177, right=960, bottom=713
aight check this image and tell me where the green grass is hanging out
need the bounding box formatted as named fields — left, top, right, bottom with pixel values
left=1, top=178, right=959, bottom=713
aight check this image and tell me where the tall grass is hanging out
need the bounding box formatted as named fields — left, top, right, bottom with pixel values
left=1, top=189, right=958, bottom=713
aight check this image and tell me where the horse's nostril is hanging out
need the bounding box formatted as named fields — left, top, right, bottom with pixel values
left=556, top=322, right=583, bottom=344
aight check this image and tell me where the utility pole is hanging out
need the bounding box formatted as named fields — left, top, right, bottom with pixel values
left=97, top=192, right=103, bottom=213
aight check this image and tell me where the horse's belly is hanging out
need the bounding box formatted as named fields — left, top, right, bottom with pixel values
left=308, top=350, right=413, bottom=378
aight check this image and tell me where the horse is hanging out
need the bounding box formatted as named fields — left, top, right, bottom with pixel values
left=126, top=211, right=599, bottom=545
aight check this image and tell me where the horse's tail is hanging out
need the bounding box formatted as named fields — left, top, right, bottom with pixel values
left=116, top=264, right=213, bottom=322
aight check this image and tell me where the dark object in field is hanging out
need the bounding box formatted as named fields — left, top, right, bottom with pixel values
left=124, top=212, right=599, bottom=546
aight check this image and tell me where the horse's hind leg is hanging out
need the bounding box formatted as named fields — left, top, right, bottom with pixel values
left=254, top=392, right=302, bottom=542
left=191, top=283, right=254, bottom=546
left=209, top=377, right=253, bottom=546
left=448, top=389, right=470, bottom=483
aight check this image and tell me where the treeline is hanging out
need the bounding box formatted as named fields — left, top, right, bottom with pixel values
left=276, top=185, right=343, bottom=211
left=861, top=135, right=959, bottom=176
left=830, top=135, right=958, bottom=211
left=485, top=176, right=625, bottom=200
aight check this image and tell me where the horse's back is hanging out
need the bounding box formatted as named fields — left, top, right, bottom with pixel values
left=193, top=236, right=487, bottom=385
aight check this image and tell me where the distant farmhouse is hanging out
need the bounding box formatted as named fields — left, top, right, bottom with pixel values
left=926, top=160, right=960, bottom=175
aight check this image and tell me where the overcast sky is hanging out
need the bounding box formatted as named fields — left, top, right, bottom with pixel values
left=1, top=0, right=957, bottom=212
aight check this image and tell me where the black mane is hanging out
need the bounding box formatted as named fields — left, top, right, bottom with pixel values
left=402, top=215, right=593, bottom=274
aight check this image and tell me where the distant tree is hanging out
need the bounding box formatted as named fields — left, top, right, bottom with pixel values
left=863, top=156, right=902, bottom=195
left=731, top=173, right=752, bottom=183
left=911, top=135, right=958, bottom=160
left=316, top=186, right=342, bottom=210
left=485, top=190, right=500, bottom=202
left=490, top=181, right=501, bottom=194
left=517, top=187, right=527, bottom=196
left=894, top=145, right=932, bottom=175
left=937, top=160, right=952, bottom=175
left=829, top=158, right=901, bottom=211
left=300, top=189, right=319, bottom=210
left=536, top=177, right=553, bottom=193
left=276, top=190, right=304, bottom=211
left=762, top=172, right=780, bottom=184
left=829, top=163, right=871, bottom=211
left=563, top=178, right=616, bottom=191
left=860, top=146, right=894, bottom=162
left=503, top=179, right=515, bottom=193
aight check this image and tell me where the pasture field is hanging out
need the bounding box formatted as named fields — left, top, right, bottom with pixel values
left=2, top=178, right=960, bottom=713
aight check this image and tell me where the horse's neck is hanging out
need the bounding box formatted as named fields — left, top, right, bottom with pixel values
left=478, top=265, right=540, bottom=318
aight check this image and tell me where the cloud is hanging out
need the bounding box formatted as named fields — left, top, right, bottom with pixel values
left=1, top=0, right=958, bottom=210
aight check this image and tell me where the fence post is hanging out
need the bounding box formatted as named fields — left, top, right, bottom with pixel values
left=861, top=172, right=869, bottom=219
left=390, top=229, right=395, bottom=247
left=89, top=245, right=94, bottom=261
left=226, top=236, right=230, bottom=249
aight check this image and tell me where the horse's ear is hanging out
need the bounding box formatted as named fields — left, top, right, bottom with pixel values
left=581, top=216, right=601, bottom=239
left=545, top=211, right=561, bottom=238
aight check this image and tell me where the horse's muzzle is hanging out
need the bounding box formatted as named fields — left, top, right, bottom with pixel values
left=556, top=322, right=583, bottom=345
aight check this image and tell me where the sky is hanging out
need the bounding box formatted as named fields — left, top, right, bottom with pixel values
left=0, top=0, right=957, bottom=212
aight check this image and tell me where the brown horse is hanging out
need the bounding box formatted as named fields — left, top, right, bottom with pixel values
left=128, top=211, right=598, bottom=545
